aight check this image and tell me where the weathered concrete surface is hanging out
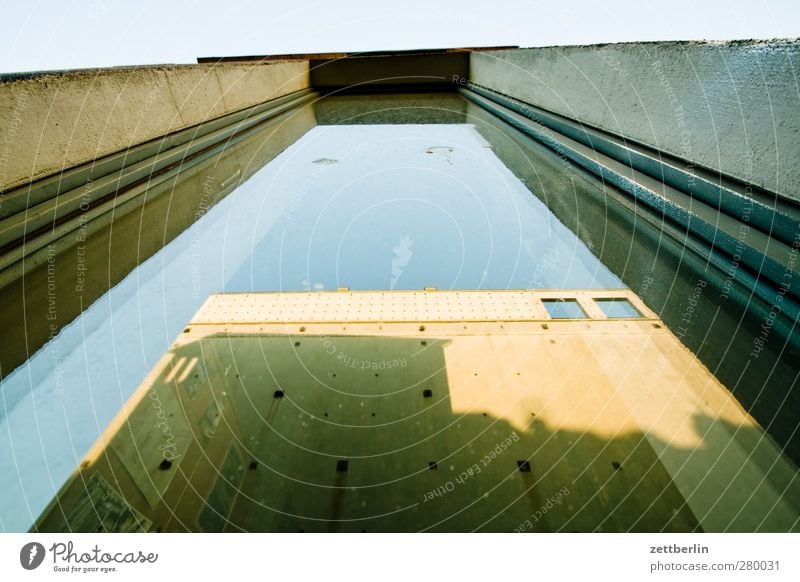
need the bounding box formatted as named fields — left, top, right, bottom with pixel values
left=0, top=61, right=309, bottom=194
left=470, top=40, right=800, bottom=203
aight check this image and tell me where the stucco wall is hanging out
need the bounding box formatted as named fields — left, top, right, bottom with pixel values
left=470, top=40, right=800, bottom=203
left=0, top=60, right=309, bottom=194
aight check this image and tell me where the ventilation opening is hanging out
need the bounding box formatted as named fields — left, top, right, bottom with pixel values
left=274, top=390, right=285, bottom=398
left=517, top=460, right=531, bottom=472
left=423, top=389, right=433, bottom=398
left=428, top=461, right=438, bottom=470
left=336, top=459, right=349, bottom=472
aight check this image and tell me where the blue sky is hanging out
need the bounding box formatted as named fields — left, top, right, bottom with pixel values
left=0, top=0, right=798, bottom=73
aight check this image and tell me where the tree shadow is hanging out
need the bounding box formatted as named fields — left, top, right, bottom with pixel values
left=34, top=330, right=800, bottom=533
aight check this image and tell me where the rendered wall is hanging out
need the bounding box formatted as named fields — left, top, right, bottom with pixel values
left=470, top=40, right=800, bottom=203
left=0, top=60, right=310, bottom=193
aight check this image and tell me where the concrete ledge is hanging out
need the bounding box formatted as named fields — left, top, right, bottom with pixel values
left=470, top=40, right=800, bottom=204
left=463, top=83, right=800, bottom=248
left=0, top=60, right=310, bottom=195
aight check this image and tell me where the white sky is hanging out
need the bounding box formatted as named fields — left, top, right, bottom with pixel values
left=0, top=0, right=798, bottom=73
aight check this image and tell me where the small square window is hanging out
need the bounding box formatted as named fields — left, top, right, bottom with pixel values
left=428, top=461, right=438, bottom=470
left=423, top=389, right=433, bottom=398
left=274, top=390, right=285, bottom=398
left=595, top=298, right=641, bottom=318
left=542, top=299, right=587, bottom=319
left=336, top=459, right=349, bottom=472
left=517, top=460, right=531, bottom=473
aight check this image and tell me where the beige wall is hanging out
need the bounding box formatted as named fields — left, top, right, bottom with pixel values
left=471, top=40, right=800, bottom=203
left=36, top=291, right=800, bottom=532
left=0, top=60, right=309, bottom=194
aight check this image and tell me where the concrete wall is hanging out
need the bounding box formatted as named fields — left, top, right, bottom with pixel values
left=0, top=60, right=310, bottom=194
left=470, top=40, right=800, bottom=203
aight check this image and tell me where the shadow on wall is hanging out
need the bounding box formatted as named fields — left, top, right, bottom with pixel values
left=314, top=92, right=467, bottom=125
left=33, top=332, right=800, bottom=533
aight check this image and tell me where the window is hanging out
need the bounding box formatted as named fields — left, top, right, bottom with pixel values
left=595, top=298, right=641, bottom=318
left=543, top=299, right=587, bottom=319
